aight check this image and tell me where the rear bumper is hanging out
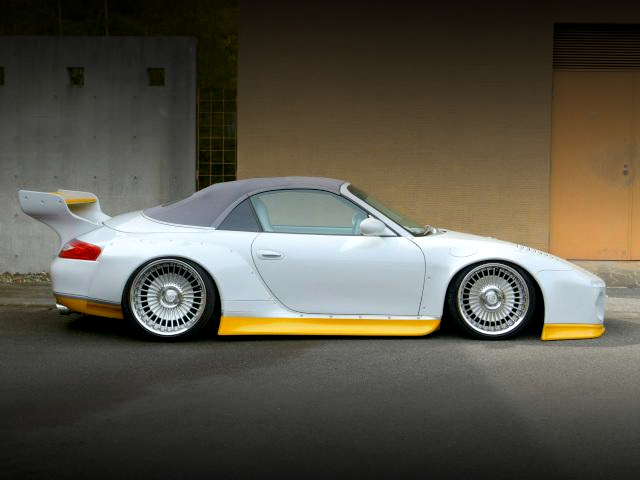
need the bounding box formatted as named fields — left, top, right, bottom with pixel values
left=51, top=257, right=99, bottom=299
left=55, top=295, right=123, bottom=319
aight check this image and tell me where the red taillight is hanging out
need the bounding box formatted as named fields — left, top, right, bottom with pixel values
left=59, top=239, right=102, bottom=261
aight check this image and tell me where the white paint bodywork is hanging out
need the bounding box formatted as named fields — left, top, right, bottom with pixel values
left=18, top=190, right=110, bottom=247
left=251, top=233, right=425, bottom=315
left=412, top=232, right=606, bottom=326
left=24, top=183, right=606, bottom=329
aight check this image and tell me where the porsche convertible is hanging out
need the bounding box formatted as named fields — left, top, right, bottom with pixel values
left=18, top=177, right=606, bottom=341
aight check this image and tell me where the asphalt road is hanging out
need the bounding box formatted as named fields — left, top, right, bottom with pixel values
left=1, top=303, right=639, bottom=480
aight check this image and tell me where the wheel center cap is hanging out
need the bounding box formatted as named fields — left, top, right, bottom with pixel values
left=160, top=287, right=181, bottom=307
left=481, top=288, right=503, bottom=310
left=485, top=291, right=498, bottom=305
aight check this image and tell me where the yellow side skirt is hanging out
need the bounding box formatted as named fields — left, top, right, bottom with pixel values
left=56, top=296, right=123, bottom=319
left=219, top=317, right=441, bottom=336
left=541, top=324, right=605, bottom=341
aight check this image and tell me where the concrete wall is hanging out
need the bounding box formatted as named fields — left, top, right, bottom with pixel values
left=238, top=1, right=640, bottom=251
left=0, top=37, right=196, bottom=272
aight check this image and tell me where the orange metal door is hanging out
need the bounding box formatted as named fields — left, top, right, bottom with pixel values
left=550, top=71, right=637, bottom=259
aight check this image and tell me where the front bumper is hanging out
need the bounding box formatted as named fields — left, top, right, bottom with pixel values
left=541, top=323, right=605, bottom=341
left=537, top=269, right=606, bottom=341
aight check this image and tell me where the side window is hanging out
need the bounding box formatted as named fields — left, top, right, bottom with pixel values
left=250, top=190, right=368, bottom=235
left=218, top=198, right=261, bottom=232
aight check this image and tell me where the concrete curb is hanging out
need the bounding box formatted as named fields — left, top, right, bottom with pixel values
left=0, top=284, right=55, bottom=306
left=573, top=261, right=640, bottom=288
left=606, top=296, right=640, bottom=314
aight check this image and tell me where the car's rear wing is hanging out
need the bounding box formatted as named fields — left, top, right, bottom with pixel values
left=18, top=189, right=111, bottom=248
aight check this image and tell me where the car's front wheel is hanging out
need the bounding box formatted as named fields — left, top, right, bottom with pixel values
left=123, top=258, right=217, bottom=340
left=446, top=261, right=536, bottom=339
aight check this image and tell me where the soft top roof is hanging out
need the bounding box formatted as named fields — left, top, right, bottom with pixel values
left=144, top=176, right=345, bottom=227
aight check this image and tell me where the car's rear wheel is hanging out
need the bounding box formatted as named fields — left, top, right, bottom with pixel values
left=123, top=258, right=217, bottom=340
left=446, top=261, right=536, bottom=339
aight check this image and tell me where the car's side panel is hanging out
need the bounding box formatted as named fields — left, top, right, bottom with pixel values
left=55, top=225, right=606, bottom=339
left=251, top=233, right=426, bottom=316
left=49, top=218, right=607, bottom=341
left=52, top=228, right=274, bottom=313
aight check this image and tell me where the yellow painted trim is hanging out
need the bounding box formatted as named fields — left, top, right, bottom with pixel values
left=56, top=296, right=123, bottom=319
left=64, top=197, right=97, bottom=205
left=52, top=191, right=97, bottom=204
left=218, top=316, right=441, bottom=336
left=541, top=324, right=605, bottom=341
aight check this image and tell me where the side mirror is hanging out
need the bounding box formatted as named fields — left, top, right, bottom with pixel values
left=359, top=217, right=386, bottom=236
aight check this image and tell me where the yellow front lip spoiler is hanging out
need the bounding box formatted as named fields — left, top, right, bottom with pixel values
left=541, top=324, right=605, bottom=341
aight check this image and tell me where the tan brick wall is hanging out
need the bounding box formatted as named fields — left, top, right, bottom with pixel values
left=238, top=1, right=640, bottom=251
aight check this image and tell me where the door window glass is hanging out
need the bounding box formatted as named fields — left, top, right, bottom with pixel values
left=251, top=190, right=368, bottom=235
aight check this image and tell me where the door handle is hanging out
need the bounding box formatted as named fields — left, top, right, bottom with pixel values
left=257, top=249, right=283, bottom=260
left=623, top=164, right=630, bottom=176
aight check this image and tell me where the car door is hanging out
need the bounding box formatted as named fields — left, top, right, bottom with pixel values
left=250, top=189, right=425, bottom=316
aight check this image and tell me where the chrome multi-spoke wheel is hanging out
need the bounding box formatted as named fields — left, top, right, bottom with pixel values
left=447, top=262, right=536, bottom=339
left=124, top=258, right=216, bottom=339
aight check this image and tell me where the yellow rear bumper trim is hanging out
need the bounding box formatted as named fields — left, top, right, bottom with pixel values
left=541, top=324, right=605, bottom=341
left=56, top=296, right=123, bottom=319
left=218, top=317, right=441, bottom=336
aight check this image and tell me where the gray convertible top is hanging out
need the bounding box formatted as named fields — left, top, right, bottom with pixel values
left=144, top=176, right=346, bottom=227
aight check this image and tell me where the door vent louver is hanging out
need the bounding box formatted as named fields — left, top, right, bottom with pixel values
left=554, top=24, right=640, bottom=70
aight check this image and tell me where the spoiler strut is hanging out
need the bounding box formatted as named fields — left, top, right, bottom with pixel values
left=18, top=189, right=111, bottom=248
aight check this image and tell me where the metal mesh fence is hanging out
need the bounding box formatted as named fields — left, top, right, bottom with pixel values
left=197, top=88, right=237, bottom=189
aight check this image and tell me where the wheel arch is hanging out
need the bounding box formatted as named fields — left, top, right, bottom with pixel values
left=86, top=234, right=269, bottom=311
left=441, top=257, right=546, bottom=330
left=121, top=254, right=223, bottom=314
left=120, top=255, right=222, bottom=339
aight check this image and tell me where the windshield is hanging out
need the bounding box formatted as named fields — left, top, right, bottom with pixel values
left=347, top=185, right=428, bottom=236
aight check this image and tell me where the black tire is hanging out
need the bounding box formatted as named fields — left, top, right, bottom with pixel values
left=446, top=261, right=536, bottom=340
left=122, top=258, right=218, bottom=340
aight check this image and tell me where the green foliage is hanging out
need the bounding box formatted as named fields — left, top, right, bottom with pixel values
left=0, top=0, right=237, bottom=89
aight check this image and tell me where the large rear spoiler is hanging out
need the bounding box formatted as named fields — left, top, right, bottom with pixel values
left=18, top=189, right=111, bottom=248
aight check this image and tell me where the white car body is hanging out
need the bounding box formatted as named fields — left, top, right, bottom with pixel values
left=18, top=177, right=606, bottom=341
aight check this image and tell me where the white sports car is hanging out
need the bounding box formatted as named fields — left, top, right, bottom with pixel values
left=19, top=177, right=606, bottom=341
